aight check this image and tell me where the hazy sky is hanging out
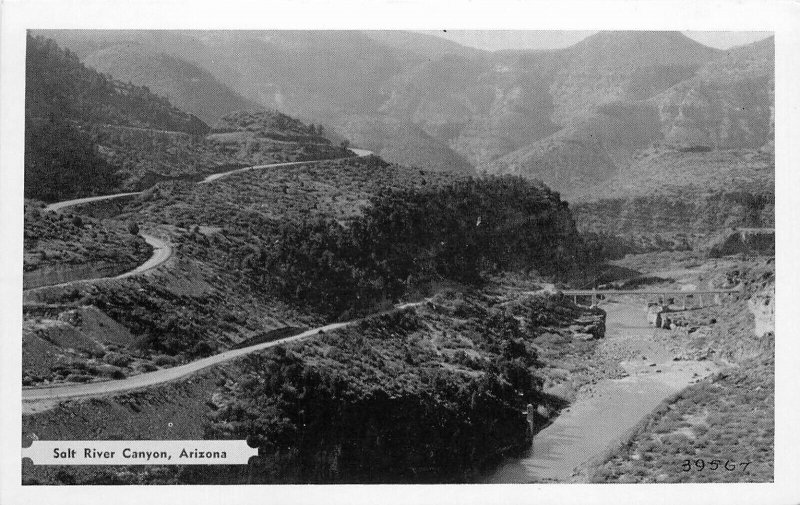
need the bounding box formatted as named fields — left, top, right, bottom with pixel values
left=417, top=30, right=773, bottom=51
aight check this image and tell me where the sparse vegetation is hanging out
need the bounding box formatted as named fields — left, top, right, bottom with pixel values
left=590, top=358, right=773, bottom=483
left=23, top=201, right=151, bottom=280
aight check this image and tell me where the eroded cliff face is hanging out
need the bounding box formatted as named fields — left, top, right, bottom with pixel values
left=569, top=147, right=773, bottom=250
left=574, top=192, right=773, bottom=237
left=655, top=78, right=772, bottom=150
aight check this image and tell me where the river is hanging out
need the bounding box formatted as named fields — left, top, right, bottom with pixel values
left=488, top=299, right=720, bottom=483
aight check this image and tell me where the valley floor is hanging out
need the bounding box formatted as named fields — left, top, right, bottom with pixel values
left=489, top=298, right=720, bottom=482
left=491, top=253, right=774, bottom=483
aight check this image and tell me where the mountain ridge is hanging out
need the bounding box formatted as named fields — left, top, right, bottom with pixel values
left=83, top=42, right=263, bottom=125
left=37, top=30, right=773, bottom=185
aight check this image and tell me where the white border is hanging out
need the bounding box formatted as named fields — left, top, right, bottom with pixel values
left=2, top=0, right=798, bottom=504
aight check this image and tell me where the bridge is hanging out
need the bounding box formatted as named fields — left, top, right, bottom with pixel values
left=561, top=287, right=743, bottom=308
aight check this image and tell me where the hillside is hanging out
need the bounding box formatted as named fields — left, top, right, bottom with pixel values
left=483, top=101, right=663, bottom=196
left=24, top=35, right=352, bottom=201
left=362, top=30, right=486, bottom=59
left=23, top=201, right=152, bottom=289
left=22, top=288, right=605, bottom=484
left=550, top=31, right=720, bottom=124
left=22, top=159, right=594, bottom=385
left=654, top=36, right=774, bottom=151
left=83, top=42, right=262, bottom=125
left=334, top=114, right=474, bottom=174
left=485, top=36, right=773, bottom=196
left=24, top=34, right=207, bottom=201
left=570, top=147, right=774, bottom=252
left=26, top=35, right=208, bottom=135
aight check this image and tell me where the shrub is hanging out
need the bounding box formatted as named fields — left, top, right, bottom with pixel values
left=65, top=373, right=93, bottom=383
left=153, top=354, right=178, bottom=366
left=137, top=362, right=158, bottom=372
left=103, top=351, right=132, bottom=367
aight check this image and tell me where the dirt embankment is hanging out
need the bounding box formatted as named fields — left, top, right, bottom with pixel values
left=24, top=261, right=139, bottom=290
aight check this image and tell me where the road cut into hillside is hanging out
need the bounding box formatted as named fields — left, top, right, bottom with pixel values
left=22, top=299, right=422, bottom=414
left=30, top=150, right=373, bottom=291
left=22, top=234, right=172, bottom=294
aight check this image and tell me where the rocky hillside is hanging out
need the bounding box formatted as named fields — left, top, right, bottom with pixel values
left=23, top=201, right=152, bottom=289
left=22, top=289, right=604, bottom=484
left=26, top=35, right=208, bottom=135
left=334, top=114, right=474, bottom=173
left=486, top=36, right=773, bottom=196
left=483, top=101, right=663, bottom=195
left=570, top=148, right=774, bottom=250
left=22, top=160, right=595, bottom=386
left=549, top=31, right=720, bottom=124
left=24, top=35, right=352, bottom=201
left=654, top=36, right=774, bottom=150
left=83, top=42, right=262, bottom=125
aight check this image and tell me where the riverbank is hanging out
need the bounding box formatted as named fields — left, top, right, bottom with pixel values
left=488, top=298, right=720, bottom=482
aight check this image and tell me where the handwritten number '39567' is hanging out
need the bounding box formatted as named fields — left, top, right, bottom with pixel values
left=682, top=459, right=752, bottom=471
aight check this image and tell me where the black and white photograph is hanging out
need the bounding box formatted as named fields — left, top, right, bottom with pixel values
left=1, top=0, right=798, bottom=503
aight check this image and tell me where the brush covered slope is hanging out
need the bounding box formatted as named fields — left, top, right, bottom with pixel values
left=25, top=35, right=207, bottom=136
left=333, top=114, right=475, bottom=174
left=24, top=35, right=352, bottom=201
left=570, top=147, right=774, bottom=253
left=97, top=110, right=351, bottom=192
left=23, top=289, right=605, bottom=484
left=586, top=258, right=774, bottom=483
left=22, top=157, right=596, bottom=386
left=83, top=42, right=262, bottom=125
left=23, top=201, right=152, bottom=289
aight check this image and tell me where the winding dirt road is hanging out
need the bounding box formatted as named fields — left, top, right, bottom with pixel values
left=23, top=147, right=381, bottom=407
left=44, top=192, right=142, bottom=212
left=23, top=234, right=172, bottom=293
left=115, top=234, right=172, bottom=278
left=23, top=301, right=423, bottom=411
left=29, top=149, right=372, bottom=290
left=200, top=160, right=323, bottom=184
left=46, top=150, right=373, bottom=211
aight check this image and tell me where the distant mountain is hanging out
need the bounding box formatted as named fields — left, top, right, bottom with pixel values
left=654, top=36, right=774, bottom=151
left=484, top=101, right=662, bottom=197
left=549, top=31, right=720, bottom=124
left=24, top=35, right=354, bottom=201
left=83, top=42, right=262, bottom=125
left=26, top=35, right=208, bottom=135
left=485, top=35, right=773, bottom=196
left=24, top=34, right=208, bottom=201
left=39, top=30, right=772, bottom=181
left=334, top=114, right=474, bottom=174
left=362, top=30, right=486, bottom=59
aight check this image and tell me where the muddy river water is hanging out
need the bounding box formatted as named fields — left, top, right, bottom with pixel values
left=488, top=299, right=720, bottom=483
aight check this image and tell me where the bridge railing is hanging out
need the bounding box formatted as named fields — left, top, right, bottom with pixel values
left=561, top=287, right=742, bottom=309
